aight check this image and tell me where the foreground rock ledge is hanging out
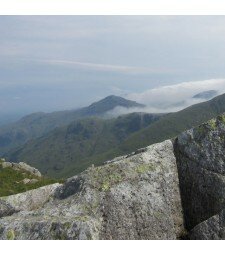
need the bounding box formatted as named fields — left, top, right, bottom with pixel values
left=0, top=140, right=184, bottom=240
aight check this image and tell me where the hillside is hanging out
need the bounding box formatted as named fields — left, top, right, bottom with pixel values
left=117, top=92, right=225, bottom=154
left=7, top=112, right=163, bottom=178
left=0, top=159, right=61, bottom=197
left=0, top=95, right=144, bottom=155
left=7, top=93, right=225, bottom=178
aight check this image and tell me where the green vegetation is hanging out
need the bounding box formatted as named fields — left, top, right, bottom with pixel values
left=136, top=164, right=153, bottom=174
left=7, top=112, right=162, bottom=178
left=5, top=93, right=225, bottom=179
left=0, top=95, right=144, bottom=155
left=117, top=93, right=225, bottom=154
left=6, top=229, right=15, bottom=240
left=0, top=164, right=62, bottom=197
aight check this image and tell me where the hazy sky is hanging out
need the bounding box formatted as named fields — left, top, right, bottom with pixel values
left=1, top=16, right=225, bottom=116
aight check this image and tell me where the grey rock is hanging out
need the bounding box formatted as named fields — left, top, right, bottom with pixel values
left=3, top=183, right=62, bottom=211
left=1, top=162, right=13, bottom=168
left=174, top=114, right=225, bottom=230
left=1, top=161, right=42, bottom=177
left=22, top=178, right=38, bottom=184
left=14, top=162, right=42, bottom=177
left=189, top=209, right=225, bottom=240
left=0, top=140, right=185, bottom=240
left=0, top=200, right=17, bottom=218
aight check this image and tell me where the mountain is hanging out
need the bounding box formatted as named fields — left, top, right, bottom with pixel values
left=0, top=95, right=144, bottom=155
left=0, top=113, right=22, bottom=127
left=116, top=92, right=225, bottom=154
left=193, top=90, right=218, bottom=100
left=78, top=95, right=144, bottom=115
left=7, top=93, right=225, bottom=179
left=7, top=112, right=163, bottom=178
left=2, top=114, right=225, bottom=239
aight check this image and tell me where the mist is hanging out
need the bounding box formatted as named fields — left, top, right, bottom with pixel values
left=106, top=79, right=225, bottom=116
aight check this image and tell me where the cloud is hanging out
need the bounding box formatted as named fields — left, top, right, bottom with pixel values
left=41, top=59, right=174, bottom=75
left=107, top=79, right=225, bottom=115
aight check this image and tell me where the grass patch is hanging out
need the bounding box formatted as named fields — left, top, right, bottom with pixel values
left=0, top=165, right=63, bottom=197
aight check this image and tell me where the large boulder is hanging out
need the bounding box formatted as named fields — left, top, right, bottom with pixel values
left=174, top=114, right=225, bottom=230
left=2, top=183, right=62, bottom=212
left=0, top=140, right=185, bottom=240
left=1, top=162, right=13, bottom=168
left=1, top=161, right=42, bottom=177
left=189, top=209, right=225, bottom=240
left=13, top=162, right=42, bottom=177
left=0, top=200, right=17, bottom=218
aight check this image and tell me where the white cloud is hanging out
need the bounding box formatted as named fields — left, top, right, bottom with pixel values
left=107, top=79, right=225, bottom=115
left=42, top=59, right=175, bottom=75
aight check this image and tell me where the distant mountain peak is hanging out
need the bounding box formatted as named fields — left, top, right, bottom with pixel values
left=193, top=90, right=218, bottom=100
left=84, top=95, right=145, bottom=115
left=90, top=95, right=144, bottom=106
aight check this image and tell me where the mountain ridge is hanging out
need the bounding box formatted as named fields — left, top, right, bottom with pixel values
left=0, top=95, right=144, bottom=156
left=7, top=92, right=225, bottom=178
left=7, top=112, right=164, bottom=178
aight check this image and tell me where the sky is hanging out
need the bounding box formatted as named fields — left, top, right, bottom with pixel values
left=1, top=16, right=225, bottom=118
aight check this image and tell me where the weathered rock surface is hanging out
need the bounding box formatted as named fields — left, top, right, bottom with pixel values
left=22, top=178, right=38, bottom=184
left=1, top=161, right=42, bottom=177
left=174, top=114, right=225, bottom=230
left=2, top=183, right=61, bottom=212
left=189, top=209, right=225, bottom=240
left=0, top=140, right=185, bottom=240
left=0, top=200, right=17, bottom=218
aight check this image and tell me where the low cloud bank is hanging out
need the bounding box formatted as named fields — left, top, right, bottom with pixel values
left=107, top=79, right=225, bottom=116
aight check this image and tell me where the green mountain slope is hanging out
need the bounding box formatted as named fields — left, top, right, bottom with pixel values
left=0, top=95, right=144, bottom=155
left=118, top=92, right=225, bottom=154
left=7, top=112, right=162, bottom=178
left=8, top=93, right=225, bottom=179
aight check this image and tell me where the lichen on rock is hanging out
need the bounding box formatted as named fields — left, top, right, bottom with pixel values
left=0, top=140, right=184, bottom=240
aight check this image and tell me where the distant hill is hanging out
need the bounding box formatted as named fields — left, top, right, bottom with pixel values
left=117, top=92, right=225, bottom=154
left=7, top=93, right=225, bottom=179
left=0, top=95, right=144, bottom=155
left=6, top=93, right=225, bottom=180
left=6, top=112, right=163, bottom=178
left=193, top=90, right=218, bottom=100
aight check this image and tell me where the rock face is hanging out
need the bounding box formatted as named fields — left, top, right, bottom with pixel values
left=1, top=161, right=42, bottom=177
left=0, top=140, right=185, bottom=240
left=188, top=210, right=225, bottom=240
left=22, top=178, right=38, bottom=184
left=2, top=113, right=225, bottom=239
left=2, top=183, right=61, bottom=212
left=174, top=114, right=225, bottom=230
left=0, top=200, right=17, bottom=218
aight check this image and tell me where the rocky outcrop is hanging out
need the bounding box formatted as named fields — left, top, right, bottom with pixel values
left=22, top=178, right=38, bottom=184
left=0, top=200, right=17, bottom=218
left=0, top=140, right=185, bottom=240
left=2, top=113, right=225, bottom=239
left=1, top=161, right=42, bottom=177
left=188, top=209, right=225, bottom=240
left=2, top=183, right=61, bottom=212
left=174, top=114, right=225, bottom=231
